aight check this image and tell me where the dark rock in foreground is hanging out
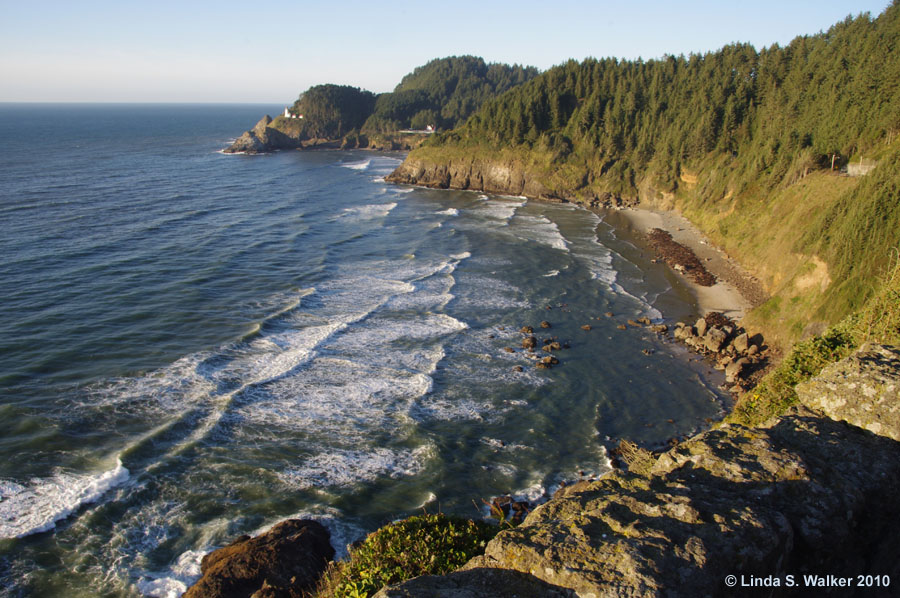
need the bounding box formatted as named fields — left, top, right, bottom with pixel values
left=183, top=519, right=334, bottom=598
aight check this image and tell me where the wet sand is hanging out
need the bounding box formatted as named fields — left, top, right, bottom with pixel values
left=607, top=207, right=767, bottom=322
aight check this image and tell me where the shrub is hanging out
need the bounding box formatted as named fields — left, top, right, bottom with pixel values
left=316, top=514, right=498, bottom=598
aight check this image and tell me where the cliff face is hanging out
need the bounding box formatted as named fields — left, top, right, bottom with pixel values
left=224, top=115, right=303, bottom=154
left=376, top=345, right=900, bottom=597
left=385, top=152, right=628, bottom=206
left=386, top=153, right=550, bottom=197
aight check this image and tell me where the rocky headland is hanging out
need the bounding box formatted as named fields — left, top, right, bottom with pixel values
left=223, top=115, right=431, bottom=155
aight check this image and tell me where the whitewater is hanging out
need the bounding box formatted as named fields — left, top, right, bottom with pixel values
left=0, top=104, right=726, bottom=597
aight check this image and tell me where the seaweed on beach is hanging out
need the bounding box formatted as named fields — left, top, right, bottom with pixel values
left=646, top=228, right=717, bottom=287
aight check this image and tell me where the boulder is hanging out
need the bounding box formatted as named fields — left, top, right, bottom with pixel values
left=732, top=332, right=750, bottom=354
left=796, top=344, right=900, bottom=441
left=674, top=326, right=692, bottom=341
left=695, top=317, right=708, bottom=337
left=183, top=519, right=334, bottom=598
left=704, top=327, right=727, bottom=353
left=725, top=357, right=749, bottom=383
left=520, top=326, right=533, bottom=334
left=522, top=336, right=538, bottom=351
left=540, top=321, right=552, bottom=329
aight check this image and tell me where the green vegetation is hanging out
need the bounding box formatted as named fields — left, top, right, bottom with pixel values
left=435, top=6, right=899, bottom=193
left=361, top=56, right=538, bottom=133
left=315, top=514, right=498, bottom=598
left=260, top=57, right=537, bottom=149
left=730, top=251, right=900, bottom=426
left=409, top=2, right=900, bottom=345
left=283, top=84, right=376, bottom=140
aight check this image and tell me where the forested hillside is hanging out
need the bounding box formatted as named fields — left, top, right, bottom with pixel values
left=227, top=57, right=538, bottom=153
left=286, top=84, right=376, bottom=140
left=397, top=1, right=900, bottom=344
left=361, top=56, right=538, bottom=133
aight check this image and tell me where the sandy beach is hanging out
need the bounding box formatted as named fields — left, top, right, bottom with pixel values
left=608, top=207, right=767, bottom=323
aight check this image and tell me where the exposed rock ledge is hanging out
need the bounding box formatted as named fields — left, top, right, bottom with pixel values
left=385, top=154, right=629, bottom=207
left=386, top=155, right=553, bottom=199
left=378, top=346, right=900, bottom=597
left=224, top=115, right=302, bottom=154
left=797, top=344, right=900, bottom=441
left=223, top=115, right=430, bottom=154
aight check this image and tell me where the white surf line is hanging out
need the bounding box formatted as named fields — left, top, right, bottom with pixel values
left=0, top=457, right=130, bottom=539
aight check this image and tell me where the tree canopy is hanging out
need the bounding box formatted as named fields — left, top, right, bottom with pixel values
left=361, top=56, right=539, bottom=133
left=288, top=84, right=376, bottom=139
left=431, top=2, right=899, bottom=196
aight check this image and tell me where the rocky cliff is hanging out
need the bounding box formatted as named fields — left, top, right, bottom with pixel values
left=223, top=115, right=430, bottom=154
left=376, top=345, right=900, bottom=597
left=797, top=344, right=900, bottom=442
left=224, top=115, right=303, bottom=154
left=384, top=150, right=654, bottom=208
left=385, top=153, right=555, bottom=198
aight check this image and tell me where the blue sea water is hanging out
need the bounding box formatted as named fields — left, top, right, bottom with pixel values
left=0, top=104, right=726, bottom=597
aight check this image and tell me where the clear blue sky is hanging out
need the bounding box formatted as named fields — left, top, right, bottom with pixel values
left=0, top=0, right=891, bottom=103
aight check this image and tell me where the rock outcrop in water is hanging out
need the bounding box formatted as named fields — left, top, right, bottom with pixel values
left=375, top=345, right=900, bottom=597
left=224, top=115, right=303, bottom=154
left=223, top=115, right=431, bottom=154
left=183, top=519, right=334, bottom=598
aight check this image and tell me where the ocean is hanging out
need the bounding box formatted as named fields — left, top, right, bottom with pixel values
left=0, top=104, right=726, bottom=597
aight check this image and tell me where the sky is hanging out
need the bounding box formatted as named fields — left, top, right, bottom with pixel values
left=0, top=0, right=892, bottom=103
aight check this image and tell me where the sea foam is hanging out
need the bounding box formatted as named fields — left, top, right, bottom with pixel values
left=0, top=459, right=129, bottom=539
left=341, top=159, right=370, bottom=170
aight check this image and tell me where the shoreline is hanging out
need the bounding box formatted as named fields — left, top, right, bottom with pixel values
left=381, top=158, right=765, bottom=324
left=600, top=206, right=767, bottom=323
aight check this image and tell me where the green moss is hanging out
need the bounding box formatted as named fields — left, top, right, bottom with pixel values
left=315, top=514, right=498, bottom=598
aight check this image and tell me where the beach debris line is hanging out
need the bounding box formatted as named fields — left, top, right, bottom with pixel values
left=646, top=228, right=717, bottom=286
